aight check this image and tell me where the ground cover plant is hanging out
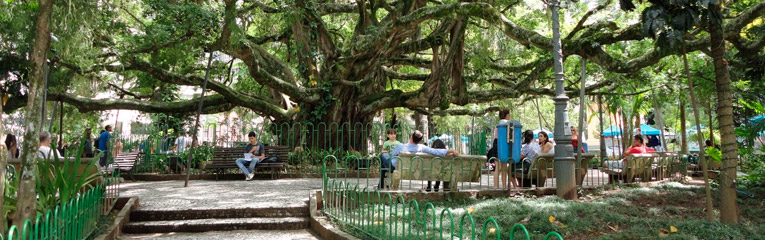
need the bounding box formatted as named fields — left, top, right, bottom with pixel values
left=334, top=182, right=765, bottom=239
left=445, top=183, right=765, bottom=239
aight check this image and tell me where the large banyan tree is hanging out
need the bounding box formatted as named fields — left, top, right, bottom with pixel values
left=2, top=0, right=764, bottom=128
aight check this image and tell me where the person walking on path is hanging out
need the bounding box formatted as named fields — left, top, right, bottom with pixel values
left=173, top=130, right=190, bottom=154
left=97, top=125, right=112, bottom=168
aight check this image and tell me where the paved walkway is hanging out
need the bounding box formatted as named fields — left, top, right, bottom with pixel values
left=120, top=179, right=323, bottom=210
left=119, top=229, right=319, bottom=240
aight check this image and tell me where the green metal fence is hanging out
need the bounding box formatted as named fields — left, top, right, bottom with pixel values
left=321, top=179, right=564, bottom=239
left=1, top=170, right=121, bottom=240
left=114, top=122, right=491, bottom=174
left=322, top=157, right=564, bottom=240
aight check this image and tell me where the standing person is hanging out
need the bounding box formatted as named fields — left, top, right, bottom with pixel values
left=97, top=125, right=112, bottom=167
left=173, top=130, right=190, bottom=154
left=82, top=128, right=94, bottom=158
left=493, top=109, right=514, bottom=189
left=37, top=131, right=63, bottom=160
left=378, top=129, right=401, bottom=189
left=426, top=139, right=449, bottom=192
left=94, top=129, right=104, bottom=154
left=570, top=126, right=585, bottom=153
left=5, top=134, right=20, bottom=160
left=235, top=132, right=265, bottom=181
left=538, top=131, right=554, bottom=154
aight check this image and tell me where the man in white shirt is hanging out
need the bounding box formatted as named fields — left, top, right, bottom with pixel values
left=174, top=130, right=190, bottom=153
left=378, top=130, right=459, bottom=189
left=38, top=131, right=63, bottom=160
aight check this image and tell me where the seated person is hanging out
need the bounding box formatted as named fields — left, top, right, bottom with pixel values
left=520, top=130, right=541, bottom=162
left=378, top=129, right=401, bottom=189
left=515, top=130, right=541, bottom=182
left=426, top=139, right=449, bottom=192
left=603, top=135, right=647, bottom=169
left=235, top=132, right=265, bottom=181
left=538, top=131, right=554, bottom=154
left=378, top=130, right=459, bottom=189
left=38, top=131, right=63, bottom=160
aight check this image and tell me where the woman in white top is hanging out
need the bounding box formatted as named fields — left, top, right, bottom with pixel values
left=538, top=131, right=554, bottom=154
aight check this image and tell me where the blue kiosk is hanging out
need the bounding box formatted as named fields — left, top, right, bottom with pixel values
left=497, top=120, right=523, bottom=164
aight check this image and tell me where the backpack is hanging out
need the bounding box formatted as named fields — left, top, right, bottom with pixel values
left=486, top=138, right=498, bottom=163
left=261, top=156, right=279, bottom=163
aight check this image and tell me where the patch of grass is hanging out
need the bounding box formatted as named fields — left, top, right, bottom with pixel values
left=458, top=183, right=765, bottom=239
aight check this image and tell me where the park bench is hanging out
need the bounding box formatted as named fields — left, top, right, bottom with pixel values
left=514, top=153, right=554, bottom=188
left=513, top=153, right=597, bottom=188
left=688, top=154, right=721, bottom=178
left=390, top=153, right=485, bottom=191
left=602, top=153, right=656, bottom=183
left=111, top=152, right=142, bottom=181
left=206, top=145, right=289, bottom=180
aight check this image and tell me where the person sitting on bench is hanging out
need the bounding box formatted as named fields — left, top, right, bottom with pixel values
left=426, top=139, right=449, bottom=192
left=603, top=134, right=646, bottom=169
left=378, top=130, right=459, bottom=189
left=235, top=132, right=265, bottom=181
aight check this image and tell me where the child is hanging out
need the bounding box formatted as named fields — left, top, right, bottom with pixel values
left=382, top=129, right=400, bottom=154
left=378, top=129, right=401, bottom=189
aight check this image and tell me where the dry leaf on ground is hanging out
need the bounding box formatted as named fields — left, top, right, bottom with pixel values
left=607, top=224, right=620, bottom=232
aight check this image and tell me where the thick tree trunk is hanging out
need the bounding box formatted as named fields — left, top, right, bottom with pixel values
left=680, top=101, right=689, bottom=153
left=709, top=3, right=740, bottom=224
left=15, top=0, right=53, bottom=225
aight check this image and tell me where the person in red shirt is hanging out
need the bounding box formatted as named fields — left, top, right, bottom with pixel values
left=603, top=135, right=647, bottom=169
left=624, top=135, right=647, bottom=156
left=570, top=127, right=585, bottom=153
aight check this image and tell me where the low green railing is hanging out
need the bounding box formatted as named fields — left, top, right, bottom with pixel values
left=322, top=156, right=564, bottom=240
left=321, top=178, right=564, bottom=240
left=1, top=170, right=120, bottom=240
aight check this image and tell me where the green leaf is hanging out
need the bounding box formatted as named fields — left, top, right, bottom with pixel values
left=705, top=147, right=722, bottom=163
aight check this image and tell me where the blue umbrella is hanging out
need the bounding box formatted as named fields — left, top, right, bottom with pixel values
left=638, top=124, right=661, bottom=135
left=603, top=125, right=622, bottom=137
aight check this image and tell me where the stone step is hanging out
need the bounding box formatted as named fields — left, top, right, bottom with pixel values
left=130, top=206, right=309, bottom=221
left=118, top=229, right=320, bottom=240
left=122, top=217, right=310, bottom=234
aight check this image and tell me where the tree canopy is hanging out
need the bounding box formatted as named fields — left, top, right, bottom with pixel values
left=1, top=0, right=764, bottom=125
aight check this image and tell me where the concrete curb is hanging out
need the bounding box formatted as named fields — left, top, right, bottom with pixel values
left=94, top=197, right=140, bottom=240
left=309, top=191, right=360, bottom=240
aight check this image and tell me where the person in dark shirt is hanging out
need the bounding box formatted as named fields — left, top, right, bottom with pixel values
left=426, top=139, right=449, bottom=192
left=5, top=134, right=20, bottom=159
left=82, top=128, right=94, bottom=158
left=235, top=131, right=265, bottom=181
left=97, top=125, right=112, bottom=167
